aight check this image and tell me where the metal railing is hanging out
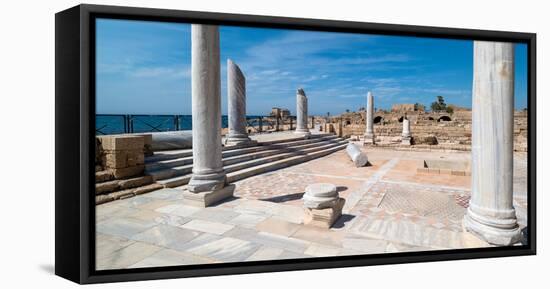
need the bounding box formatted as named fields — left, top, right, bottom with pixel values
left=96, top=114, right=298, bottom=135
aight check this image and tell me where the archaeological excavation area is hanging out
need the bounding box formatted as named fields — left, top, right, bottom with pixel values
left=94, top=25, right=529, bottom=270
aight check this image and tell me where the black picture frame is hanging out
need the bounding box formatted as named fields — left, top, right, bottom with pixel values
left=55, top=3, right=537, bottom=284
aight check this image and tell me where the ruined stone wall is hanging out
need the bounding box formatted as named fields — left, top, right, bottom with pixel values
left=329, top=110, right=527, bottom=152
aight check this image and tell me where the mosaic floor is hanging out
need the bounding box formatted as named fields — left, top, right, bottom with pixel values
left=95, top=145, right=528, bottom=270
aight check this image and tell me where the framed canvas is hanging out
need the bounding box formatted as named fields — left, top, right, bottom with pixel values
left=55, top=4, right=536, bottom=284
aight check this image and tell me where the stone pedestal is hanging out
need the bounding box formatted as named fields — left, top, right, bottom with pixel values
left=295, top=88, right=311, bottom=137
left=225, top=59, right=255, bottom=146
left=186, top=24, right=233, bottom=206
left=401, top=118, right=412, bottom=145
left=463, top=41, right=521, bottom=246
left=303, top=183, right=345, bottom=228
left=363, top=91, right=375, bottom=145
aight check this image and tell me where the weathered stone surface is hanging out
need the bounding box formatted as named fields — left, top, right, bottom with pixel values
left=226, top=59, right=254, bottom=146
left=295, top=88, right=310, bottom=136
left=188, top=24, right=227, bottom=194
left=303, top=183, right=339, bottom=209
left=304, top=198, right=345, bottom=229
left=463, top=41, right=521, bottom=246
left=401, top=118, right=412, bottom=145
left=118, top=175, right=153, bottom=190
left=346, top=143, right=368, bottom=167
left=96, top=170, right=114, bottom=183
left=98, top=135, right=144, bottom=151
left=103, top=149, right=144, bottom=169
left=96, top=180, right=120, bottom=195
left=183, top=184, right=235, bottom=207
left=364, top=91, right=375, bottom=145
left=112, top=165, right=145, bottom=179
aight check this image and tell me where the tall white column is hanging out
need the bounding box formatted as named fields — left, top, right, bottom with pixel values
left=295, top=88, right=311, bottom=136
left=226, top=59, right=253, bottom=146
left=463, top=41, right=521, bottom=245
left=185, top=24, right=234, bottom=206
left=364, top=91, right=375, bottom=145
left=401, top=117, right=411, bottom=145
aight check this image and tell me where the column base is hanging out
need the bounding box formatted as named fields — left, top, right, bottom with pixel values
left=463, top=207, right=521, bottom=246
left=294, top=129, right=311, bottom=138
left=187, top=171, right=226, bottom=193
left=363, top=134, right=375, bottom=145
left=304, top=198, right=345, bottom=229
left=401, top=136, right=412, bottom=145
left=183, top=184, right=235, bottom=207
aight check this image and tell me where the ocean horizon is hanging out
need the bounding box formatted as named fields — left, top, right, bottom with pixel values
left=96, top=114, right=264, bottom=135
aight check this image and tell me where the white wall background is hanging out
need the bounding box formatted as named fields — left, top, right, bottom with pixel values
left=0, top=0, right=546, bottom=287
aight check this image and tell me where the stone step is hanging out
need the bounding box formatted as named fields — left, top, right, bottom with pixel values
left=95, top=175, right=154, bottom=195
left=151, top=138, right=346, bottom=183
left=145, top=133, right=335, bottom=163
left=146, top=135, right=340, bottom=171
left=157, top=139, right=348, bottom=188
left=226, top=142, right=348, bottom=183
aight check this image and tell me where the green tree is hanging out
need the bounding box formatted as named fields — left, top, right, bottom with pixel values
left=430, top=95, right=447, bottom=112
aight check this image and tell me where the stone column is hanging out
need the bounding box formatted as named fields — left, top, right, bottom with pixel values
left=225, top=59, right=254, bottom=146
left=463, top=41, right=520, bottom=245
left=401, top=117, right=411, bottom=145
left=364, top=91, right=375, bottom=145
left=295, top=88, right=311, bottom=136
left=185, top=24, right=234, bottom=207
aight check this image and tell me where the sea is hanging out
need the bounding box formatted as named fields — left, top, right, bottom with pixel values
left=96, top=115, right=263, bottom=135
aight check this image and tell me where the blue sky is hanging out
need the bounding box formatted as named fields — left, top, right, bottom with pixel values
left=96, top=18, right=528, bottom=115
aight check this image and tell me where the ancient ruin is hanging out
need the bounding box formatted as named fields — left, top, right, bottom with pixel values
left=93, top=22, right=529, bottom=269
left=226, top=59, right=255, bottom=146
left=183, top=24, right=234, bottom=207
left=364, top=91, right=375, bottom=145
left=295, top=88, right=311, bottom=137
left=463, top=41, right=521, bottom=245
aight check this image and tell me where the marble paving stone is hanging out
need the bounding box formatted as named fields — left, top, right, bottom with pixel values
left=187, top=237, right=261, bottom=262
left=169, top=205, right=203, bottom=218
left=232, top=200, right=276, bottom=216
left=385, top=242, right=435, bottom=253
left=227, top=214, right=267, bottom=228
left=277, top=250, right=312, bottom=260
left=126, top=209, right=163, bottom=223
left=167, top=233, right=223, bottom=252
left=135, top=199, right=174, bottom=211
left=190, top=208, right=240, bottom=223
left=96, top=217, right=157, bottom=239
left=291, top=226, right=345, bottom=248
left=181, top=219, right=234, bottom=235
left=255, top=217, right=301, bottom=237
left=96, top=241, right=163, bottom=270
left=96, top=203, right=139, bottom=224
left=145, top=188, right=184, bottom=201
left=154, top=214, right=192, bottom=227
left=154, top=204, right=182, bottom=214
left=337, top=248, right=365, bottom=257
left=131, top=224, right=201, bottom=247
left=129, top=248, right=215, bottom=268
left=96, top=233, right=135, bottom=262
left=270, top=204, right=305, bottom=224
left=231, top=230, right=311, bottom=254
left=304, top=244, right=341, bottom=257
left=245, top=246, right=285, bottom=261
left=119, top=196, right=157, bottom=208
left=349, top=216, right=464, bottom=249
left=342, top=237, right=388, bottom=253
